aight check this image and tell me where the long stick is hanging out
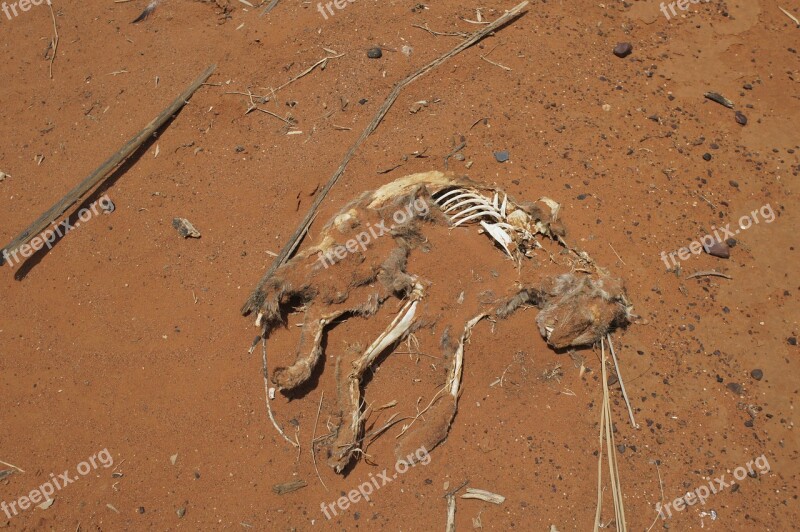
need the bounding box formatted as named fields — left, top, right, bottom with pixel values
left=0, top=64, right=217, bottom=266
left=241, top=2, right=530, bottom=315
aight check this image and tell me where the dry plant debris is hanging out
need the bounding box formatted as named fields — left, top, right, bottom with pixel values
left=250, top=171, right=632, bottom=473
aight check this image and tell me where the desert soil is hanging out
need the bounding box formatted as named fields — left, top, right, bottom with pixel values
left=0, top=0, right=798, bottom=530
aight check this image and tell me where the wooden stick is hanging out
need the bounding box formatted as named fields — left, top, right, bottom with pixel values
left=241, top=2, right=530, bottom=315
left=0, top=64, right=216, bottom=266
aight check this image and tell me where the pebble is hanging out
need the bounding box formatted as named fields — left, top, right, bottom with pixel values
left=706, top=241, right=730, bottom=259
left=750, top=369, right=763, bottom=381
left=494, top=150, right=510, bottom=163
left=177, top=507, right=186, bottom=518
left=788, top=337, right=797, bottom=346
left=743, top=83, right=753, bottom=90
left=702, top=153, right=712, bottom=161
left=367, top=47, right=382, bottom=59
left=726, top=382, right=744, bottom=395
left=613, top=42, right=633, bottom=58
left=735, top=111, right=748, bottom=125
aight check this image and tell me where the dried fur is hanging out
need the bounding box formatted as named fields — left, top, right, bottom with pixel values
left=252, top=171, right=632, bottom=472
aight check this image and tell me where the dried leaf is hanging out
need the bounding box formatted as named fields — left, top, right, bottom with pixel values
left=273, top=479, right=307, bottom=495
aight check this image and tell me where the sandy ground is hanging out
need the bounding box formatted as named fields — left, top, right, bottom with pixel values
left=0, top=0, right=798, bottom=530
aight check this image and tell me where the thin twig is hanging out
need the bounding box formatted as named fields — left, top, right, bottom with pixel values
left=395, top=388, right=447, bottom=438
left=479, top=44, right=511, bottom=71
left=686, top=270, right=732, bottom=280
left=273, top=52, right=345, bottom=94
left=242, top=1, right=531, bottom=315
left=311, top=392, right=328, bottom=490
left=262, top=337, right=300, bottom=448
left=411, top=23, right=469, bottom=38
left=0, top=64, right=217, bottom=265
left=444, top=479, right=469, bottom=499
left=645, top=461, right=666, bottom=532
left=779, top=6, right=800, bottom=26
left=607, top=334, right=638, bottom=429
left=608, top=243, right=626, bottom=265
left=0, top=460, right=24, bottom=473
left=47, top=2, right=59, bottom=79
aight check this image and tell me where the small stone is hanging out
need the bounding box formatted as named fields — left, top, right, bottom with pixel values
left=729, top=179, right=739, bottom=188
left=702, top=153, right=712, bottom=161
left=735, top=111, right=748, bottom=125
left=788, top=337, right=797, bottom=346
left=177, top=507, right=186, bottom=518
left=706, top=240, right=730, bottom=259
left=138, top=507, right=145, bottom=514
left=358, top=98, right=368, bottom=105
left=726, top=382, right=744, bottom=395
left=172, top=218, right=200, bottom=239
left=743, top=83, right=753, bottom=90
left=750, top=369, right=763, bottom=381
left=494, top=150, right=510, bottom=163
left=726, top=238, right=737, bottom=247
left=744, top=419, right=754, bottom=428
left=613, top=42, right=633, bottom=58
left=367, top=47, right=382, bottom=59
left=616, top=444, right=626, bottom=453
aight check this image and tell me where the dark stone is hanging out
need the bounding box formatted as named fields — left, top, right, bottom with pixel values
left=703, top=153, right=712, bottom=161
left=367, top=47, right=383, bottom=59
left=494, top=150, right=510, bottom=163
left=750, top=369, right=763, bottom=381
left=735, top=111, right=748, bottom=125
left=726, top=382, right=744, bottom=395
left=706, top=241, right=730, bottom=259
left=613, top=42, right=633, bottom=58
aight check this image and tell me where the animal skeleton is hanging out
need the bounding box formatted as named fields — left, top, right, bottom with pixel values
left=249, top=171, right=632, bottom=472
